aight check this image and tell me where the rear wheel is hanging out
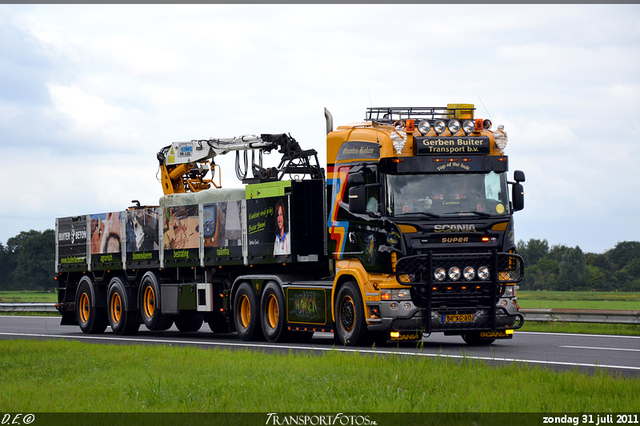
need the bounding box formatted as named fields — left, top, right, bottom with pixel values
left=233, top=282, right=263, bottom=341
left=208, top=314, right=231, bottom=333
left=139, top=272, right=173, bottom=331
left=107, top=277, right=139, bottom=335
left=335, top=281, right=368, bottom=346
left=260, top=282, right=289, bottom=343
left=175, top=313, right=204, bottom=332
left=76, top=278, right=107, bottom=334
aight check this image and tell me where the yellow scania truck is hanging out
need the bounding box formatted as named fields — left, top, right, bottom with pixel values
left=56, top=104, right=525, bottom=345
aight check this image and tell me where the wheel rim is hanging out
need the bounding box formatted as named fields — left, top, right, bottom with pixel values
left=239, top=294, right=251, bottom=329
left=339, top=295, right=355, bottom=333
left=111, top=293, right=122, bottom=324
left=143, top=286, right=155, bottom=318
left=79, top=292, right=90, bottom=324
left=266, top=294, right=279, bottom=330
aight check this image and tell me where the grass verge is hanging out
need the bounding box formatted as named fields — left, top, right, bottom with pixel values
left=518, top=291, right=640, bottom=310
left=520, top=321, right=640, bottom=336
left=0, top=339, right=638, bottom=413
left=0, top=291, right=57, bottom=303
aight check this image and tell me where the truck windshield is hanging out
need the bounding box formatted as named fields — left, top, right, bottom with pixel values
left=385, top=172, right=511, bottom=218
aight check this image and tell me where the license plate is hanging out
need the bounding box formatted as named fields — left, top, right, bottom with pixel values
left=443, top=314, right=474, bottom=323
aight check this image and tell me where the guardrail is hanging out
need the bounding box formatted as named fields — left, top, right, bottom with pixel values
left=0, top=304, right=639, bottom=324
left=0, top=302, right=58, bottom=313
left=519, top=308, right=640, bottom=325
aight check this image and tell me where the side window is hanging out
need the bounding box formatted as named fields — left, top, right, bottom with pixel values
left=345, top=164, right=379, bottom=213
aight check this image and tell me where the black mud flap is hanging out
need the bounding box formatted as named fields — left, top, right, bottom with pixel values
left=60, top=313, right=78, bottom=326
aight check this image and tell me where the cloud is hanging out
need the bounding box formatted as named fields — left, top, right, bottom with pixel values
left=0, top=4, right=639, bottom=254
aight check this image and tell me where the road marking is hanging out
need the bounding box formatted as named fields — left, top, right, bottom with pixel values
left=518, top=331, right=640, bottom=340
left=561, top=345, right=640, bottom=352
left=1, top=331, right=640, bottom=372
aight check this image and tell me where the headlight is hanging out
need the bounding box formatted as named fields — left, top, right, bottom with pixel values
left=448, top=266, right=461, bottom=281
left=434, top=267, right=446, bottom=281
left=478, top=266, right=490, bottom=280
left=381, top=288, right=412, bottom=301
left=434, top=120, right=447, bottom=135
left=448, top=120, right=461, bottom=134
left=418, top=120, right=431, bottom=135
left=392, top=289, right=412, bottom=300
left=463, top=266, right=475, bottom=280
left=503, top=285, right=516, bottom=297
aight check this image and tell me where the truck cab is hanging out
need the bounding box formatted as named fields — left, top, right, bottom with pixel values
left=327, top=105, right=525, bottom=344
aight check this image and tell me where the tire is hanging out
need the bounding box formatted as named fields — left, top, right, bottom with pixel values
left=76, top=277, right=107, bottom=334
left=462, top=331, right=496, bottom=346
left=260, top=282, right=289, bottom=343
left=175, top=313, right=204, bottom=332
left=233, top=282, right=263, bottom=341
left=107, top=277, right=140, bottom=336
left=334, top=281, right=369, bottom=346
left=208, top=314, right=231, bottom=333
left=139, top=272, right=173, bottom=331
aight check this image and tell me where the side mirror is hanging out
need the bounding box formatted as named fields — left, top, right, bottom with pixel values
left=348, top=186, right=366, bottom=214
left=512, top=182, right=524, bottom=211
left=348, top=172, right=365, bottom=186
left=514, top=170, right=525, bottom=183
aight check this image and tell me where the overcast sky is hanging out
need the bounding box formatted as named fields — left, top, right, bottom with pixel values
left=1, top=4, right=639, bottom=254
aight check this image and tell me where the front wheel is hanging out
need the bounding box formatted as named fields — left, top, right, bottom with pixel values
left=334, top=281, right=368, bottom=346
left=462, top=331, right=496, bottom=345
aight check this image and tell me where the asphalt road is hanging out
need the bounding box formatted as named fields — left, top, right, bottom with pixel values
left=1, top=315, right=639, bottom=377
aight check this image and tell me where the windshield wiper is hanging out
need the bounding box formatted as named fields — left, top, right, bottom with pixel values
left=450, top=211, right=492, bottom=218
left=397, top=212, right=441, bottom=218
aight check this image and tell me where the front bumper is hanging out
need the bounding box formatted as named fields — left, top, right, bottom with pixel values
left=367, top=301, right=524, bottom=335
left=367, top=250, right=525, bottom=336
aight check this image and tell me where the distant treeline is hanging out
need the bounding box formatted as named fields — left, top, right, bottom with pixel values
left=0, top=229, right=55, bottom=292
left=517, top=239, right=640, bottom=292
left=1, top=229, right=639, bottom=292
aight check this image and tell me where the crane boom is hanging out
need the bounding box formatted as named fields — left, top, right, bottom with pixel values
left=158, top=133, right=323, bottom=195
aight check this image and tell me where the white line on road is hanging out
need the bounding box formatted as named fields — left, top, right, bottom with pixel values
left=561, top=345, right=640, bottom=352
left=518, top=331, right=640, bottom=340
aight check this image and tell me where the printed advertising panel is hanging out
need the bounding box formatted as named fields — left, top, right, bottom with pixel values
left=286, top=288, right=327, bottom=325
left=90, top=212, right=123, bottom=266
left=163, top=205, right=199, bottom=262
left=247, top=195, right=291, bottom=259
left=57, top=216, right=88, bottom=268
left=126, top=207, right=161, bottom=264
left=203, top=201, right=243, bottom=264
